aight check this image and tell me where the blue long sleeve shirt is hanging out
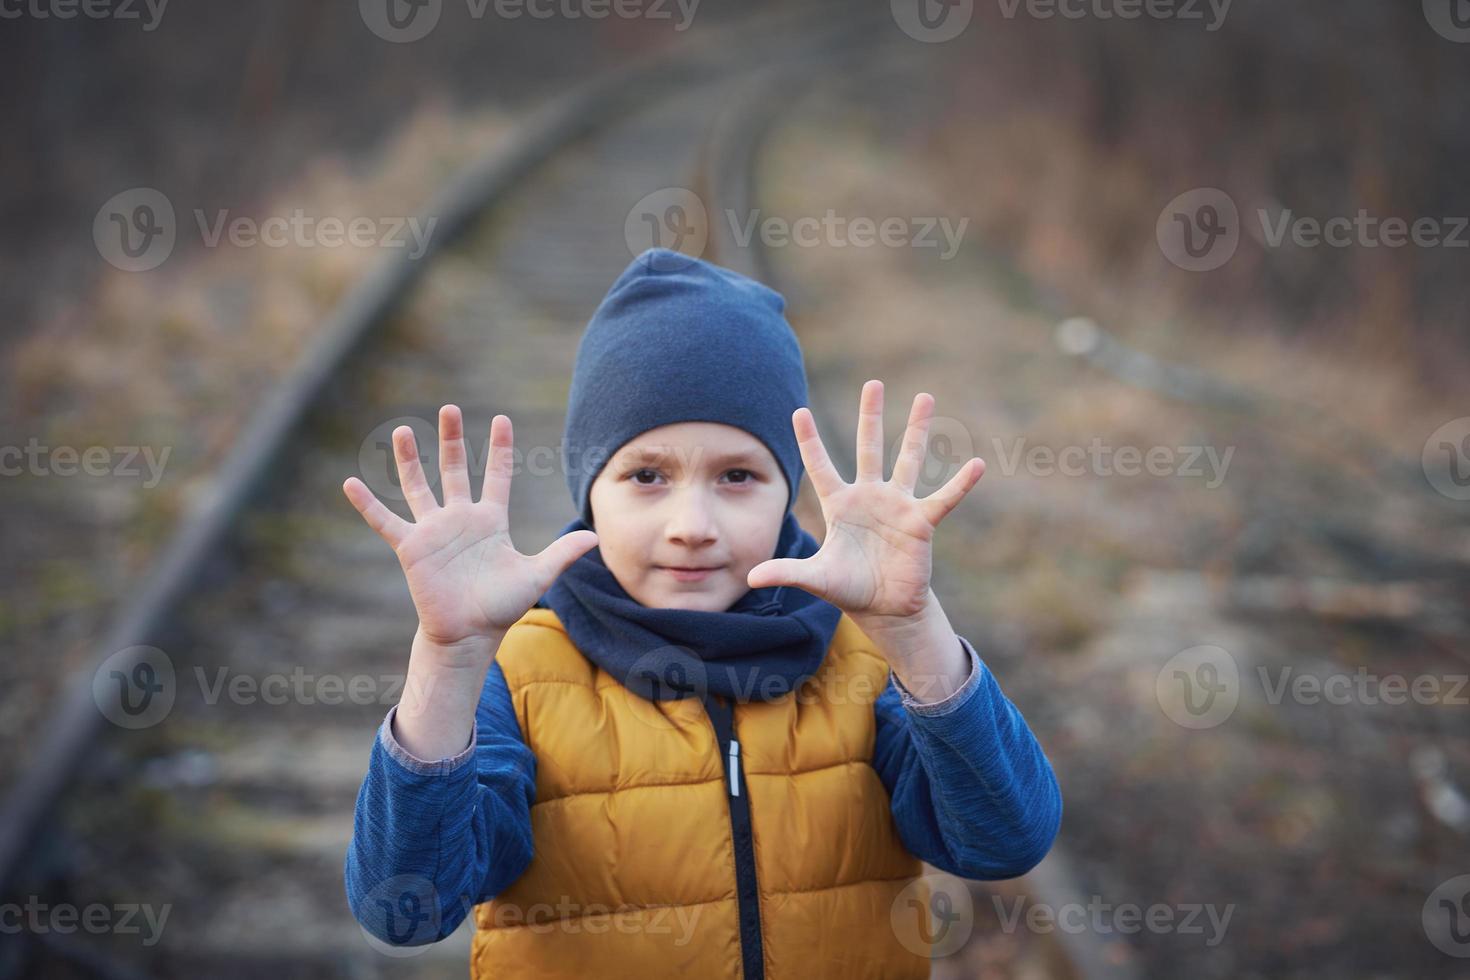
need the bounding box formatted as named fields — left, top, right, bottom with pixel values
left=345, top=634, right=1062, bottom=944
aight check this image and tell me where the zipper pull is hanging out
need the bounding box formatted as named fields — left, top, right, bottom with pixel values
left=727, top=739, right=741, bottom=798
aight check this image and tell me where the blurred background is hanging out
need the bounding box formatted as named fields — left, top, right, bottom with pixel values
left=2, top=1, right=1468, bottom=977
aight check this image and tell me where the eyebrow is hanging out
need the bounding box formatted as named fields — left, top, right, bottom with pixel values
left=620, top=447, right=767, bottom=469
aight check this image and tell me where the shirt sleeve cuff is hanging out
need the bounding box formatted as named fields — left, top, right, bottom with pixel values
left=893, top=634, right=985, bottom=718
left=378, top=702, right=477, bottom=776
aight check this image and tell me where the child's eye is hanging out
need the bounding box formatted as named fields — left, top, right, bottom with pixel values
left=626, top=468, right=758, bottom=487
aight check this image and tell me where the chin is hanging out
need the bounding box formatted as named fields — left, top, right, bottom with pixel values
left=657, top=591, right=727, bottom=612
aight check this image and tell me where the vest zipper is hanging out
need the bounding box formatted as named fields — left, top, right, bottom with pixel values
left=728, top=739, right=741, bottom=797
left=701, top=693, right=764, bottom=979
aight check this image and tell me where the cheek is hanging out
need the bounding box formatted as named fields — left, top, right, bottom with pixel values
left=599, top=516, right=658, bottom=569
left=729, top=501, right=785, bottom=566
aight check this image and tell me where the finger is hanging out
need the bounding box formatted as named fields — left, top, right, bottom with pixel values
left=855, top=379, right=885, bottom=482
left=393, top=425, right=440, bottom=521
left=919, top=457, right=986, bottom=528
left=531, top=529, right=599, bottom=592
left=792, top=407, right=845, bottom=499
left=438, top=404, right=473, bottom=505
left=342, top=477, right=411, bottom=549
left=480, top=414, right=515, bottom=512
left=747, top=556, right=827, bottom=597
left=890, top=392, right=935, bottom=495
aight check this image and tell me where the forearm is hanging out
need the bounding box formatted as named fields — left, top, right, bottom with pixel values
left=392, top=626, right=505, bottom=761
left=347, top=659, right=538, bottom=945
left=851, top=590, right=970, bottom=705
left=872, top=642, right=1063, bottom=880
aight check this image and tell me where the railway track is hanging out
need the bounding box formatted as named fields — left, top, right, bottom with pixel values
left=1, top=9, right=1098, bottom=980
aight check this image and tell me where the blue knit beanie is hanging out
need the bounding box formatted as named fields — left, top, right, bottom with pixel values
left=563, top=248, right=810, bottom=529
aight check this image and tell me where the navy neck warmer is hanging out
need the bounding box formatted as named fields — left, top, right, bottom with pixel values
left=538, top=512, right=842, bottom=703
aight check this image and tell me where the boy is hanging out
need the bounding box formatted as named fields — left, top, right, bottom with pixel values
left=341, top=248, right=1062, bottom=978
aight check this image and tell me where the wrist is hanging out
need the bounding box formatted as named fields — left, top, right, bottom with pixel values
left=849, top=588, right=943, bottom=649
left=412, top=625, right=502, bottom=669
left=851, top=591, right=970, bottom=703
left=398, top=628, right=499, bottom=721
left=393, top=633, right=498, bottom=762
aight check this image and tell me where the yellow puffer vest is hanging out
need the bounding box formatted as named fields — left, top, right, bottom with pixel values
left=470, top=606, right=928, bottom=979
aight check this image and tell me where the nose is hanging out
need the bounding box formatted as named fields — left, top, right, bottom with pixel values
left=664, top=484, right=719, bottom=549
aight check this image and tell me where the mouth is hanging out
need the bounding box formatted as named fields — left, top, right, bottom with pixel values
left=656, top=565, right=724, bottom=582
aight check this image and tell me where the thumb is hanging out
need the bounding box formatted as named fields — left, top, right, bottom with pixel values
left=533, top=529, right=599, bottom=589
left=747, top=557, right=823, bottom=594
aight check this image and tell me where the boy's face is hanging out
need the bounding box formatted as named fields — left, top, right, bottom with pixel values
left=587, top=422, right=788, bottom=612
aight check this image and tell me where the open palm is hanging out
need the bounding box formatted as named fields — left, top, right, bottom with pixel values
left=746, top=380, right=984, bottom=621
left=342, top=405, right=599, bottom=647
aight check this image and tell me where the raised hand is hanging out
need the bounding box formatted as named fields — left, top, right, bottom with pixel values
left=746, top=380, right=984, bottom=624
left=342, top=405, right=599, bottom=650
